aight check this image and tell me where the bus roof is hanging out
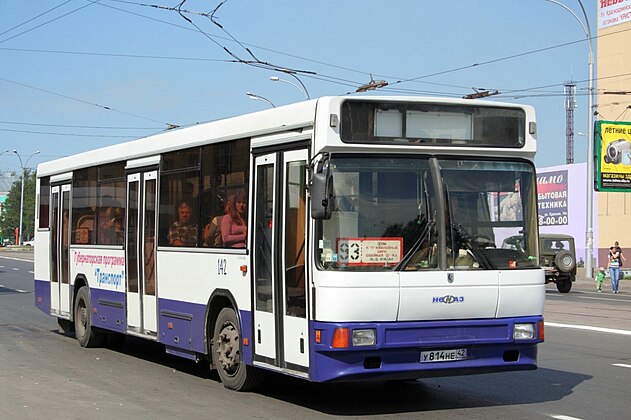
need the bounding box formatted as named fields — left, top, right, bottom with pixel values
left=37, top=96, right=534, bottom=178
left=37, top=98, right=319, bottom=178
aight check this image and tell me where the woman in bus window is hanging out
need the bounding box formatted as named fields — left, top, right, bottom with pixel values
left=221, top=191, right=247, bottom=248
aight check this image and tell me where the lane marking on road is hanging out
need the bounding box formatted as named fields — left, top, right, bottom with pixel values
left=12, top=267, right=19, bottom=271
left=0, top=255, right=33, bottom=263
left=613, top=363, right=631, bottom=369
left=546, top=322, right=631, bottom=336
left=0, top=285, right=29, bottom=294
left=577, top=295, right=631, bottom=302
left=550, top=415, right=583, bottom=420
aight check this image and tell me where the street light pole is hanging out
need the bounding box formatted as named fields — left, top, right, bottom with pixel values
left=12, top=150, right=40, bottom=246
left=269, top=76, right=311, bottom=100
left=246, top=92, right=276, bottom=108
left=0, top=149, right=9, bottom=167
left=543, top=0, right=595, bottom=278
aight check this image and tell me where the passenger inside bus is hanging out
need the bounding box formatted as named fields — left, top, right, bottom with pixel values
left=168, top=201, right=198, bottom=246
left=221, top=191, right=247, bottom=248
left=201, top=189, right=225, bottom=247
left=203, top=215, right=224, bottom=247
left=98, top=199, right=123, bottom=245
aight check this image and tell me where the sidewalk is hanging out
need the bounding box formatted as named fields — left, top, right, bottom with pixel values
left=574, top=267, right=593, bottom=289
left=0, top=247, right=34, bottom=252
left=572, top=266, right=630, bottom=291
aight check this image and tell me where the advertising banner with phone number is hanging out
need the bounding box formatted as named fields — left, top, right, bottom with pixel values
left=537, top=170, right=568, bottom=226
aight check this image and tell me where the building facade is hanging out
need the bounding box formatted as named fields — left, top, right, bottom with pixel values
left=595, top=1, right=631, bottom=269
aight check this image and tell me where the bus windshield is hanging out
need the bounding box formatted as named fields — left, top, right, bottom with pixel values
left=317, top=156, right=538, bottom=271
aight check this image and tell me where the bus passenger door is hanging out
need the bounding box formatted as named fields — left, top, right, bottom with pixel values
left=253, top=149, right=309, bottom=372
left=50, top=184, right=71, bottom=318
left=253, top=154, right=277, bottom=362
left=280, top=149, right=309, bottom=369
left=126, top=170, right=158, bottom=337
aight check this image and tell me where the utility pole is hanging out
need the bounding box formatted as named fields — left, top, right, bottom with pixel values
left=564, top=82, right=576, bottom=164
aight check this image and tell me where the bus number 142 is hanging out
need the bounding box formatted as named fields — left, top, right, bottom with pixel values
left=218, top=259, right=227, bottom=275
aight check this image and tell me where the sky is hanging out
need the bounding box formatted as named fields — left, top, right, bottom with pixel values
left=0, top=0, right=602, bottom=174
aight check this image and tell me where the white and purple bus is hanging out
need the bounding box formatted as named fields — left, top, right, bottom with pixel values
left=34, top=96, right=544, bottom=391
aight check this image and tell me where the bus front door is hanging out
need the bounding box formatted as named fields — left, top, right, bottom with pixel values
left=126, top=171, right=158, bottom=337
left=253, top=149, right=309, bottom=374
left=50, top=184, right=71, bottom=318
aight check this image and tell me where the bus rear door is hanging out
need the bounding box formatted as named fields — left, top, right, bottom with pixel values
left=50, top=183, right=71, bottom=318
left=126, top=170, right=158, bottom=337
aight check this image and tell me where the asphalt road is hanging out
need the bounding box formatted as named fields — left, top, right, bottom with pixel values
left=1, top=250, right=630, bottom=419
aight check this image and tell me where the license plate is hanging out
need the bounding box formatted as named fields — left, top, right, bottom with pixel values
left=420, top=348, right=467, bottom=363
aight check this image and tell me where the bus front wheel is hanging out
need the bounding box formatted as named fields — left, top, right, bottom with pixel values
left=74, top=286, right=105, bottom=348
left=212, top=307, right=264, bottom=391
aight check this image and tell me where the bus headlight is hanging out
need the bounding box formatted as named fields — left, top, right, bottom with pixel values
left=513, top=323, right=535, bottom=340
left=352, top=329, right=376, bottom=346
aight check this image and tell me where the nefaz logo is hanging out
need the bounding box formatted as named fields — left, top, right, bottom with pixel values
left=432, top=295, right=464, bottom=304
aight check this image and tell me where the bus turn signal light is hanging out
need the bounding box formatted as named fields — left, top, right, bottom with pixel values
left=331, top=327, right=349, bottom=348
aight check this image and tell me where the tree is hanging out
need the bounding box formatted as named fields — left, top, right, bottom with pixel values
left=0, top=170, right=36, bottom=243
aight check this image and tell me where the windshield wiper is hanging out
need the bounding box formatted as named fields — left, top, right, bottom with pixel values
left=450, top=223, right=495, bottom=270
left=395, top=219, right=434, bottom=271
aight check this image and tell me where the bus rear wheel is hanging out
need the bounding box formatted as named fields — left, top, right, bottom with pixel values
left=74, top=286, right=105, bottom=348
left=212, top=307, right=264, bottom=391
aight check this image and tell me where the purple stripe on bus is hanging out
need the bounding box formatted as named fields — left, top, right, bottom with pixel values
left=156, top=298, right=252, bottom=362
left=35, top=283, right=252, bottom=361
left=34, top=279, right=50, bottom=314
left=239, top=309, right=253, bottom=364
left=158, top=298, right=206, bottom=353
left=90, top=288, right=127, bottom=334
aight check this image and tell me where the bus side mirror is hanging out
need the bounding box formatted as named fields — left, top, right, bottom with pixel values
left=310, top=170, right=333, bottom=220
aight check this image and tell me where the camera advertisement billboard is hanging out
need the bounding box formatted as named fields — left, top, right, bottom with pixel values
left=596, top=120, right=631, bottom=192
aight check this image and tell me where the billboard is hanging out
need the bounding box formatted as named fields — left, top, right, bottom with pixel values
left=537, top=170, right=569, bottom=226
left=598, top=0, right=631, bottom=29
left=595, top=120, right=631, bottom=191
